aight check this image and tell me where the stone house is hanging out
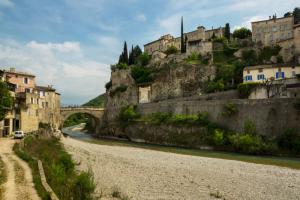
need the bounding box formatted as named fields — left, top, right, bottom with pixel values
left=0, top=68, right=61, bottom=136
left=144, top=25, right=225, bottom=56
left=251, top=15, right=300, bottom=63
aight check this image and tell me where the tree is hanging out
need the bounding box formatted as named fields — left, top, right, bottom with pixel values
left=232, top=28, right=252, bottom=39
left=225, top=23, right=230, bottom=41
left=181, top=16, right=185, bottom=53
left=164, top=46, right=178, bottom=55
left=128, top=45, right=134, bottom=65
left=294, top=7, right=300, bottom=24
left=284, top=12, right=292, bottom=17
left=118, top=41, right=129, bottom=64
left=138, top=52, right=151, bottom=66
left=0, top=81, right=13, bottom=121
left=133, top=45, right=142, bottom=64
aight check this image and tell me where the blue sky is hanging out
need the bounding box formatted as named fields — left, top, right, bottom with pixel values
left=0, top=0, right=299, bottom=104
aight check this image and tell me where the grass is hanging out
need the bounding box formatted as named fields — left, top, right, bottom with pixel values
left=13, top=142, right=51, bottom=200
left=14, top=135, right=95, bottom=200
left=86, top=137, right=300, bottom=170
left=0, top=156, right=7, bottom=200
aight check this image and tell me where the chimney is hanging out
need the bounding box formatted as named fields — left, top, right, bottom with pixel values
left=10, top=67, right=15, bottom=72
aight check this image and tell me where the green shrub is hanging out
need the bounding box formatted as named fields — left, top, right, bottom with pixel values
left=110, top=85, right=127, bottom=97
left=258, top=45, right=281, bottom=62
left=278, top=128, right=300, bottom=154
left=105, top=80, right=112, bottom=90
left=222, top=102, right=237, bottom=117
left=197, top=112, right=209, bottom=126
left=72, top=171, right=96, bottom=200
left=138, top=53, right=151, bottom=67
left=150, top=112, right=173, bottom=124
left=131, top=66, right=155, bottom=84
left=237, top=82, right=259, bottom=99
left=213, top=37, right=228, bottom=44
left=229, top=133, right=266, bottom=154
left=277, top=55, right=284, bottom=63
left=232, top=28, right=252, bottom=39
left=244, top=119, right=256, bottom=135
left=170, top=114, right=198, bottom=125
left=119, top=105, right=141, bottom=123
left=39, top=122, right=51, bottom=129
left=164, top=46, right=178, bottom=55
left=111, top=63, right=129, bottom=71
left=207, top=79, right=225, bottom=93
left=213, top=129, right=225, bottom=146
left=242, top=49, right=258, bottom=66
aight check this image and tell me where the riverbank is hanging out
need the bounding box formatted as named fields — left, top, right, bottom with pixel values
left=62, top=136, right=300, bottom=200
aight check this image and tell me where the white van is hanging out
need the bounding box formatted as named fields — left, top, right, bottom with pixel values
left=14, top=131, right=24, bottom=139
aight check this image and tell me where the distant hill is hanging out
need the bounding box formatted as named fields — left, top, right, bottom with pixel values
left=82, top=93, right=106, bottom=107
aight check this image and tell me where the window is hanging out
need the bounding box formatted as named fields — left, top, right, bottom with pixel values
left=272, top=26, right=277, bottom=32
left=292, top=71, right=296, bottom=77
left=24, top=77, right=29, bottom=84
left=276, top=72, right=285, bottom=79
left=30, top=98, right=34, bottom=104
left=257, top=74, right=265, bottom=80
left=25, top=88, right=31, bottom=93
left=258, top=68, right=263, bottom=73
left=245, top=75, right=253, bottom=81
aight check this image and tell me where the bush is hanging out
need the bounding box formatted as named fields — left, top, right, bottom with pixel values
left=232, top=27, right=252, bottom=39
left=138, top=53, right=151, bottom=67
left=213, top=129, right=225, bottom=146
left=170, top=114, right=198, bottom=125
left=150, top=112, right=173, bottom=124
left=105, top=80, right=112, bottom=90
left=237, top=82, right=259, bottom=99
left=119, top=105, right=141, bottom=123
left=207, top=79, right=225, bottom=93
left=278, top=128, right=300, bottom=154
left=242, top=49, right=258, bottom=66
left=244, top=119, right=256, bottom=135
left=110, top=85, right=127, bottom=97
left=229, top=133, right=265, bottom=154
left=222, top=102, right=237, bottom=117
left=258, top=45, right=282, bottom=62
left=72, top=171, right=96, bottom=200
left=111, top=63, right=128, bottom=71
left=197, top=112, right=209, bottom=126
left=164, top=46, right=178, bottom=55
left=131, top=66, right=155, bottom=84
left=213, top=37, right=228, bottom=44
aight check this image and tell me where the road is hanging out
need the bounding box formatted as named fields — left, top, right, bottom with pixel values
left=62, top=135, right=300, bottom=200
left=0, top=138, right=40, bottom=200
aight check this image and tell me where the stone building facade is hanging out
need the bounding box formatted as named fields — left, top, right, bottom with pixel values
left=144, top=26, right=225, bottom=56
left=0, top=68, right=61, bottom=136
left=251, top=15, right=300, bottom=63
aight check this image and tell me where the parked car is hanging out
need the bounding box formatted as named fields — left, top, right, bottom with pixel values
left=14, top=131, right=24, bottom=139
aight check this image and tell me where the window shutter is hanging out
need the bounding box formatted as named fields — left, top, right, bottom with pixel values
left=282, top=72, right=285, bottom=78
left=276, top=72, right=278, bottom=79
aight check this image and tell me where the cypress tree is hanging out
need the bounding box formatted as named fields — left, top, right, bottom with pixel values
left=129, top=45, right=134, bottom=65
left=133, top=45, right=142, bottom=64
left=181, top=16, right=184, bottom=53
left=225, top=23, right=230, bottom=40
left=123, top=41, right=129, bottom=64
left=294, top=7, right=300, bottom=24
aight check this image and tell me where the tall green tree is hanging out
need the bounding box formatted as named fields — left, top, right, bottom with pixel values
left=181, top=16, right=185, bottom=53
left=123, top=41, right=128, bottom=64
left=294, top=7, right=300, bottom=24
left=128, top=45, right=134, bottom=65
left=232, top=28, right=252, bottom=39
left=0, top=81, right=13, bottom=121
left=225, top=23, right=230, bottom=40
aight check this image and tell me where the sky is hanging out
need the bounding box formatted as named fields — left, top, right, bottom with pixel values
left=0, top=0, right=299, bottom=105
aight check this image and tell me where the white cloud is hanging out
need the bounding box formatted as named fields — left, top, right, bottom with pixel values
left=0, top=0, right=14, bottom=7
left=158, top=14, right=182, bottom=36
left=136, top=14, right=146, bottom=22
left=26, top=41, right=81, bottom=53
left=0, top=39, right=110, bottom=104
left=234, top=15, right=266, bottom=30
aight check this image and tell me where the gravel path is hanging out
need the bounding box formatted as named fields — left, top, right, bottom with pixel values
left=62, top=137, right=300, bottom=200
left=0, top=138, right=40, bottom=200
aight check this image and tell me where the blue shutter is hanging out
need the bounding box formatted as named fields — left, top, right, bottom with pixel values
left=257, top=75, right=259, bottom=80
left=276, top=72, right=278, bottom=79
left=282, top=72, right=285, bottom=78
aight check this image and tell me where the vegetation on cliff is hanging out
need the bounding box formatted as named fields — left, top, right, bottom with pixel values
left=14, top=136, right=95, bottom=200
left=0, top=81, right=13, bottom=121
left=83, top=94, right=106, bottom=107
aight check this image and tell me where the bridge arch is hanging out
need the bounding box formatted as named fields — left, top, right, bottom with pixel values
left=60, top=107, right=105, bottom=134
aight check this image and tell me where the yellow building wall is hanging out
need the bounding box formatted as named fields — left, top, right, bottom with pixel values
left=243, top=65, right=300, bottom=82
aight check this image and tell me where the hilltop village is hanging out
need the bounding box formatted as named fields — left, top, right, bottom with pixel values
left=102, top=9, right=300, bottom=154
left=0, top=68, right=61, bottom=137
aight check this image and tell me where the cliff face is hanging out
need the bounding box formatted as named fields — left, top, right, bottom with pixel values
left=150, top=64, right=216, bottom=102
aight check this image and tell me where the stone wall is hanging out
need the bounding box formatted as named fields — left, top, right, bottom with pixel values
left=134, top=98, right=299, bottom=137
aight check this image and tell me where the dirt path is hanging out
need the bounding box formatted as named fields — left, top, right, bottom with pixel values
left=0, top=138, right=40, bottom=200
left=63, top=137, right=300, bottom=200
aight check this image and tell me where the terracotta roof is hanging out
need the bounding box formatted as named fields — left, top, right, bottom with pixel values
left=2, top=69, right=35, bottom=77
left=35, top=85, right=56, bottom=92
left=251, top=16, right=293, bottom=24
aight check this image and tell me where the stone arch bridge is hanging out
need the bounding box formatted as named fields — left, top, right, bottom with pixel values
left=60, top=107, right=105, bottom=133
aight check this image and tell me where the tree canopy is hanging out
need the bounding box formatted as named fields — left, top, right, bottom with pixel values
left=129, top=45, right=142, bottom=65
left=294, top=7, right=300, bottom=24
left=118, top=41, right=129, bottom=64
left=225, top=23, right=230, bottom=40
left=232, top=28, right=252, bottom=39
left=0, top=81, right=13, bottom=121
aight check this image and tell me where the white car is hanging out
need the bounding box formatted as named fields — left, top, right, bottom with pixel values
left=14, top=131, right=24, bottom=139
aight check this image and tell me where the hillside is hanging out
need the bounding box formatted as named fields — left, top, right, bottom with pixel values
left=82, top=93, right=106, bottom=107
